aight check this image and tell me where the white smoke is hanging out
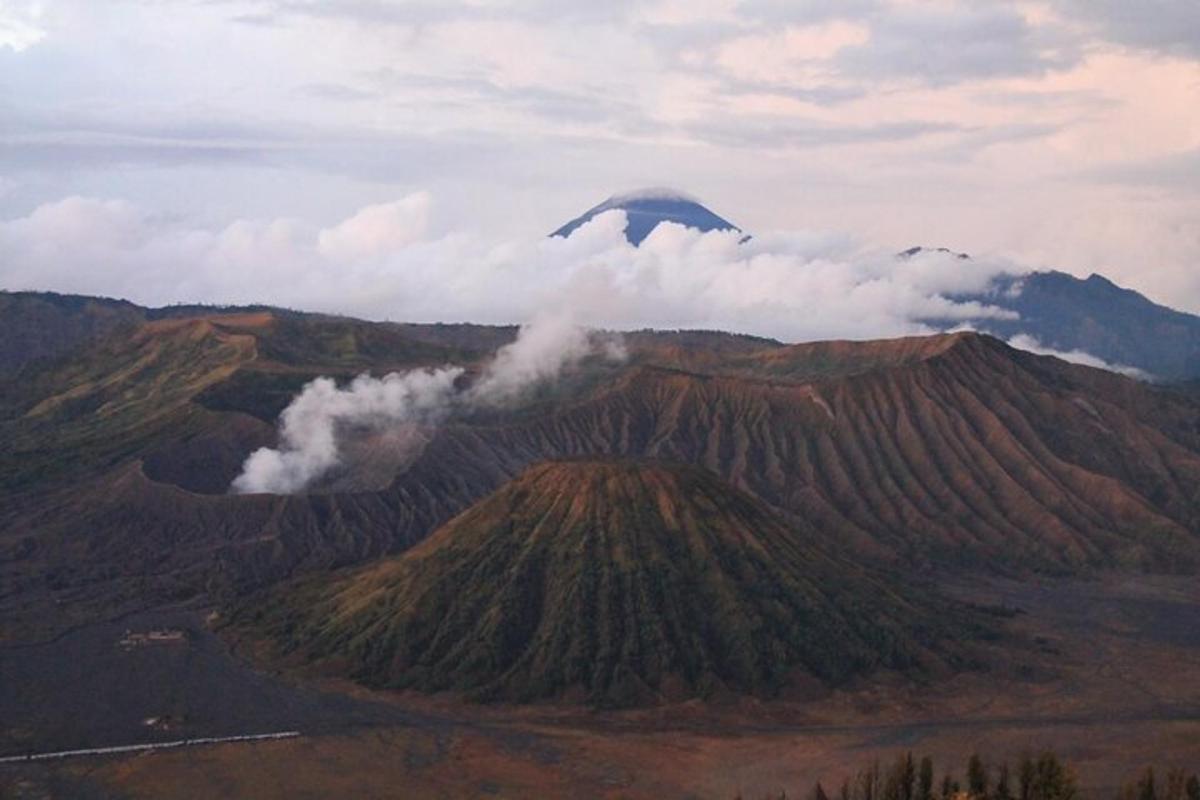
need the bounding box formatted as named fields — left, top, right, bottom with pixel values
left=231, top=367, right=463, bottom=495
left=231, top=314, right=618, bottom=495
left=468, top=311, right=592, bottom=404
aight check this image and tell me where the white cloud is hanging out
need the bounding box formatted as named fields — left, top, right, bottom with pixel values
left=317, top=193, right=431, bottom=262
left=1007, top=333, right=1149, bottom=379
left=0, top=192, right=1023, bottom=343
left=715, top=21, right=870, bottom=83
left=0, top=1, right=45, bottom=52
left=635, top=0, right=741, bottom=27
left=1, top=1, right=1199, bottom=314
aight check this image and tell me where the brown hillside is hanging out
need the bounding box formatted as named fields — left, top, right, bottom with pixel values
left=3, top=322, right=1200, bottom=636
left=230, top=460, right=989, bottom=707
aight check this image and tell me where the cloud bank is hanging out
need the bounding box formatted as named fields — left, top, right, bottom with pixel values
left=0, top=192, right=1023, bottom=344
left=3, top=1, right=1199, bottom=312
left=1006, top=334, right=1149, bottom=379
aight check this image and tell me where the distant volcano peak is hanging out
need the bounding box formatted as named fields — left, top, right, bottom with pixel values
left=551, top=188, right=742, bottom=245
left=898, top=246, right=971, bottom=260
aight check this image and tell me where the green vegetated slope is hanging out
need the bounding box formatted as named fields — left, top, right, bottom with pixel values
left=230, top=460, right=990, bottom=706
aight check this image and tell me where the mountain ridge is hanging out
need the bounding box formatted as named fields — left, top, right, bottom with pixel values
left=4, top=308, right=1200, bottom=639
left=896, top=248, right=1200, bottom=380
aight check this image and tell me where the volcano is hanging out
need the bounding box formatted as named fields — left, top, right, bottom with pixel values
left=550, top=188, right=743, bottom=245
left=230, top=459, right=986, bottom=707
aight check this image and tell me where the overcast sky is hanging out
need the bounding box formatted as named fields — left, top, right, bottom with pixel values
left=1, top=0, right=1198, bottom=317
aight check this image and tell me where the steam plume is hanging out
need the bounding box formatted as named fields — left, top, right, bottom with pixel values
left=468, top=311, right=592, bottom=404
left=231, top=367, right=463, bottom=495
left=231, top=314, right=620, bottom=495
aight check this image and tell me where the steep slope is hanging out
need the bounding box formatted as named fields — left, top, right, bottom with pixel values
left=230, top=460, right=988, bottom=706
left=550, top=189, right=742, bottom=245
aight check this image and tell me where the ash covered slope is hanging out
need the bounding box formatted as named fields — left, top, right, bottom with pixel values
left=550, top=189, right=742, bottom=245
left=230, top=459, right=988, bottom=707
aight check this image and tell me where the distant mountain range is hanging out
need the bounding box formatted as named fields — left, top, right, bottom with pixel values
left=547, top=192, right=1200, bottom=381
left=896, top=247, right=1200, bottom=381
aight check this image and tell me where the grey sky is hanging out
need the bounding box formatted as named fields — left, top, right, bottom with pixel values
left=1, top=0, right=1198, bottom=314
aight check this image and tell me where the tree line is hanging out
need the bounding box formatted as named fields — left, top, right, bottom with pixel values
left=734, top=751, right=1200, bottom=800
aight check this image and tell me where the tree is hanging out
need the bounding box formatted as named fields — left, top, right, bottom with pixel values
left=968, top=754, right=989, bottom=800
left=860, top=761, right=882, bottom=800
left=941, top=775, right=958, bottom=800
left=812, top=781, right=830, bottom=800
left=1139, top=769, right=1157, bottom=800
left=995, top=764, right=1011, bottom=800
left=1185, top=775, right=1199, bottom=800
left=1031, top=752, right=1076, bottom=800
left=885, top=754, right=916, bottom=800
left=1018, top=756, right=1035, bottom=800
left=919, top=758, right=935, bottom=800
left=1165, top=769, right=1187, bottom=800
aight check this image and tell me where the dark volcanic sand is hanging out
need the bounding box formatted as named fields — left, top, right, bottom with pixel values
left=0, top=605, right=459, bottom=758
left=1, top=576, right=1199, bottom=799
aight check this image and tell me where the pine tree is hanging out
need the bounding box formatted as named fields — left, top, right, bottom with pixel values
left=1166, top=769, right=1187, bottom=800
left=1139, top=768, right=1158, bottom=800
left=1018, top=756, right=1035, bottom=800
left=919, top=758, right=935, bottom=800
left=1032, top=752, right=1076, bottom=800
left=861, top=761, right=881, bottom=800
left=812, top=781, right=831, bottom=800
left=941, top=775, right=955, bottom=800
left=1185, top=775, right=1199, bottom=800
left=995, top=764, right=1011, bottom=800
left=903, top=754, right=917, bottom=800
left=885, top=754, right=915, bottom=800
left=968, top=754, right=989, bottom=800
